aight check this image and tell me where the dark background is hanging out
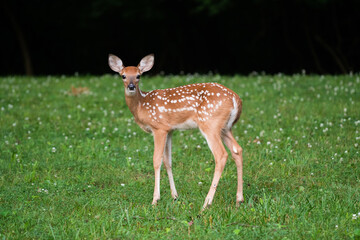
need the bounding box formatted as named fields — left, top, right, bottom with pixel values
left=1, top=0, right=359, bottom=76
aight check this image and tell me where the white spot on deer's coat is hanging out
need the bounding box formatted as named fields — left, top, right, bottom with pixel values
left=140, top=90, right=146, bottom=97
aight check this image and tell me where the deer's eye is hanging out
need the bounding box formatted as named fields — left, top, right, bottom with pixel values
left=122, top=75, right=126, bottom=79
left=136, top=75, right=140, bottom=79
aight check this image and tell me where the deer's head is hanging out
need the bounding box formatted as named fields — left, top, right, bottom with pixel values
left=108, top=54, right=154, bottom=96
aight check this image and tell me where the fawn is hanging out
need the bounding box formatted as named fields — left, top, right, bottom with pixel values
left=108, top=54, right=244, bottom=209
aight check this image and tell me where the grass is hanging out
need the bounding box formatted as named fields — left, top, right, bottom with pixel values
left=0, top=74, right=359, bottom=239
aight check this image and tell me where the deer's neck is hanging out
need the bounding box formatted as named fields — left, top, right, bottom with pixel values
left=124, top=88, right=143, bottom=118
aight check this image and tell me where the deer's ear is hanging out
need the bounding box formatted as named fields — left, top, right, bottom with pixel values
left=138, top=54, right=154, bottom=74
left=108, top=54, right=124, bottom=72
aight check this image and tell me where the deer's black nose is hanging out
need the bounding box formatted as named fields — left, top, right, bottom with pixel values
left=128, top=83, right=136, bottom=91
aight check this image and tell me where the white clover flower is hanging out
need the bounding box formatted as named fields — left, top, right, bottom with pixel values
left=52, top=147, right=56, bottom=153
left=121, top=183, right=125, bottom=187
left=198, top=182, right=202, bottom=185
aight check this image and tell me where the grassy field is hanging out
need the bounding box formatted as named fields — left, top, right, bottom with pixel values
left=0, top=74, right=359, bottom=239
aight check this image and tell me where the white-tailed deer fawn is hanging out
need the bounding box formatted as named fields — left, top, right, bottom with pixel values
left=108, top=54, right=244, bottom=209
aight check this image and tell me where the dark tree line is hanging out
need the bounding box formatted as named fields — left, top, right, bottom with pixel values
left=1, top=0, right=359, bottom=75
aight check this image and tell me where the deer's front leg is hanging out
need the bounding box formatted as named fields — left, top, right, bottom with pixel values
left=152, top=130, right=168, bottom=205
left=163, top=132, right=178, bottom=200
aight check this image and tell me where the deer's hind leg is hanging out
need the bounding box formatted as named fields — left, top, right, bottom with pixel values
left=200, top=126, right=229, bottom=209
left=222, top=130, right=244, bottom=206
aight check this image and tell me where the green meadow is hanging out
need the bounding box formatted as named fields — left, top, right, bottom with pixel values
left=0, top=74, right=359, bottom=239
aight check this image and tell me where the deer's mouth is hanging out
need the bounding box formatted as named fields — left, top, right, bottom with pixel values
left=125, top=87, right=136, bottom=96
